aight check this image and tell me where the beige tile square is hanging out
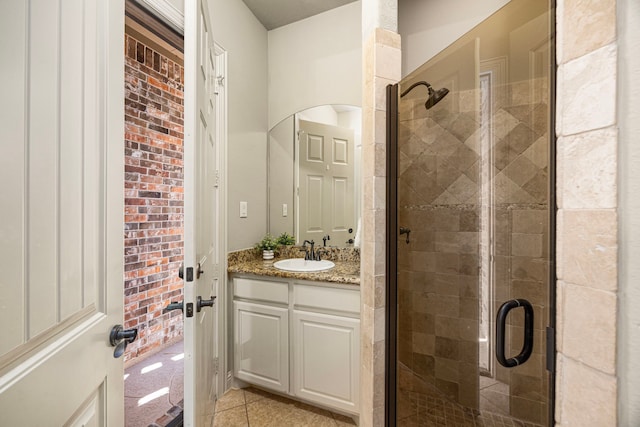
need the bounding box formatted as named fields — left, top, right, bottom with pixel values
left=560, top=209, right=617, bottom=291
left=556, top=354, right=617, bottom=426
left=215, top=388, right=245, bottom=412
left=560, top=44, right=616, bottom=136
left=375, top=44, right=401, bottom=81
left=562, top=0, right=616, bottom=62
left=213, top=405, right=248, bottom=427
left=561, top=126, right=617, bottom=209
left=374, top=28, right=401, bottom=49
left=560, top=282, right=616, bottom=374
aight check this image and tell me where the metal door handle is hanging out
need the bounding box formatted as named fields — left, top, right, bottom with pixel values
left=109, top=324, right=138, bottom=359
left=496, top=299, right=534, bottom=367
left=197, top=296, right=216, bottom=312
left=196, top=262, right=204, bottom=279
left=164, top=301, right=184, bottom=313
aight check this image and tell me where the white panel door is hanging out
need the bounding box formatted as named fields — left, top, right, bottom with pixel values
left=234, top=301, right=289, bottom=393
left=292, top=310, right=360, bottom=414
left=0, top=0, right=124, bottom=425
left=183, top=0, right=218, bottom=425
left=298, top=120, right=355, bottom=244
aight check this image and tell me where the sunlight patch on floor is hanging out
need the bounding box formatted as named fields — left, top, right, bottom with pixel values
left=171, top=353, right=184, bottom=361
left=141, top=362, right=163, bottom=374
left=138, top=387, right=169, bottom=406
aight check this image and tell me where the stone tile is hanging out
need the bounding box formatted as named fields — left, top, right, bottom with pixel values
left=374, top=27, right=401, bottom=49
left=375, top=44, right=401, bottom=81
left=375, top=76, right=396, bottom=111
left=243, top=387, right=269, bottom=404
left=503, top=155, right=540, bottom=187
left=434, top=336, right=459, bottom=360
left=215, top=388, right=245, bottom=412
left=246, top=396, right=336, bottom=427
left=560, top=209, right=617, bottom=291
left=561, top=126, right=617, bottom=209
left=513, top=209, right=547, bottom=234
left=510, top=395, right=546, bottom=425
left=333, top=413, right=357, bottom=426
left=559, top=44, right=617, bottom=136
left=213, top=405, right=248, bottom=427
left=522, top=169, right=549, bottom=203
left=511, top=233, right=543, bottom=257
left=560, top=282, right=616, bottom=374
left=563, top=0, right=616, bottom=62
left=556, top=354, right=617, bottom=426
left=523, top=134, right=549, bottom=169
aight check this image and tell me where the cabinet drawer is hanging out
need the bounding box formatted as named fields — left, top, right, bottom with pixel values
left=294, top=284, right=360, bottom=315
left=234, top=277, right=289, bottom=304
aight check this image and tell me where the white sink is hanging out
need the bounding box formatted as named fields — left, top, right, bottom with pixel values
left=273, top=258, right=335, bottom=273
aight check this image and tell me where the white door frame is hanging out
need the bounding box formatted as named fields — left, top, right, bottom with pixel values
left=213, top=42, right=229, bottom=397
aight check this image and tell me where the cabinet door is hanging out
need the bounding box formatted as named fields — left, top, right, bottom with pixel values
left=234, top=301, right=289, bottom=393
left=292, top=310, right=360, bottom=414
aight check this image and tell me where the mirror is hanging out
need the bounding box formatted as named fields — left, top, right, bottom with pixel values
left=268, top=105, right=362, bottom=247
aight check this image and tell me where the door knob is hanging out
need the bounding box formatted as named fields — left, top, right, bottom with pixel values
left=197, top=296, right=216, bottom=312
left=109, top=324, right=138, bottom=359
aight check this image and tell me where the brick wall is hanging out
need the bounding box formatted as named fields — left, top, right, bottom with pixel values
left=123, top=33, right=185, bottom=363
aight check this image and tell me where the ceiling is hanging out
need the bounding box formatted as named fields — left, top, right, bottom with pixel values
left=242, top=0, right=358, bottom=30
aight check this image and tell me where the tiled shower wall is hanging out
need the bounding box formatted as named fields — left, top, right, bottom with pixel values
left=397, top=78, right=549, bottom=424
left=555, top=0, right=618, bottom=424
left=123, top=33, right=185, bottom=363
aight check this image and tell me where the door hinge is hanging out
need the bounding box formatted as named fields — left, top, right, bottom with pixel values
left=213, top=357, right=219, bottom=374
left=546, top=326, right=556, bottom=373
left=214, top=170, right=220, bottom=187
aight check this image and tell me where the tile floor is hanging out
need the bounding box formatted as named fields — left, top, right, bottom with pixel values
left=397, top=364, right=544, bottom=427
left=125, top=339, right=357, bottom=427
left=213, top=387, right=358, bottom=427
left=125, top=340, right=185, bottom=427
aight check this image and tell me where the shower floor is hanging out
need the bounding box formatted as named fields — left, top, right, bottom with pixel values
left=397, top=364, right=543, bottom=427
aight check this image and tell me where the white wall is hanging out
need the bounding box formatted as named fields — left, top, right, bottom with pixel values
left=399, top=0, right=509, bottom=77
left=209, top=0, right=268, bottom=251
left=267, top=2, right=362, bottom=129
left=618, top=0, right=640, bottom=423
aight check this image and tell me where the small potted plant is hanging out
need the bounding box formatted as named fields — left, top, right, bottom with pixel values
left=255, top=234, right=278, bottom=260
left=276, top=232, right=295, bottom=246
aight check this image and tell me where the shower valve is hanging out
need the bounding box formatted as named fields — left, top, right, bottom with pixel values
left=399, top=227, right=411, bottom=244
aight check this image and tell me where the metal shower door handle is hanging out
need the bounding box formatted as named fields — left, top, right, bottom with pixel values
left=496, top=299, right=534, bottom=368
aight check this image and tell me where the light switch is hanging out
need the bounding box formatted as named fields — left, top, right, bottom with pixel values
left=282, top=204, right=288, bottom=217
left=240, top=201, right=248, bottom=218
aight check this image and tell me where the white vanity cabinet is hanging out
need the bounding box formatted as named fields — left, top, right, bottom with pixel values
left=233, top=278, right=289, bottom=393
left=292, top=285, right=360, bottom=414
left=232, top=275, right=360, bottom=415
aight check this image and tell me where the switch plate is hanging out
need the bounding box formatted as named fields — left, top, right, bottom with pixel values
left=240, top=201, right=248, bottom=218
left=282, top=204, right=288, bottom=217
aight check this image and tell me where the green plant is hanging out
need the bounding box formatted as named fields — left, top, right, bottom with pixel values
left=276, top=232, right=295, bottom=246
left=255, top=233, right=278, bottom=251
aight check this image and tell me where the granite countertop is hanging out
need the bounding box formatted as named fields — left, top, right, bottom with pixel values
left=227, top=246, right=360, bottom=286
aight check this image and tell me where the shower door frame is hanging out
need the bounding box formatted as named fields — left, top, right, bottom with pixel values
left=384, top=3, right=558, bottom=422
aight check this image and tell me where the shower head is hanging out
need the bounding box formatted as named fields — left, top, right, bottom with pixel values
left=400, top=81, right=450, bottom=110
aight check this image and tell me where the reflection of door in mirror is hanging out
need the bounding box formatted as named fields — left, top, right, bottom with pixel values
left=298, top=120, right=355, bottom=245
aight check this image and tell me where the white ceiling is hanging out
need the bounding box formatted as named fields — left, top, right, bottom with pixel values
left=242, top=0, right=358, bottom=30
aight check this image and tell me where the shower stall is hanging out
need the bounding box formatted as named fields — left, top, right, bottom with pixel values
left=386, top=1, right=555, bottom=425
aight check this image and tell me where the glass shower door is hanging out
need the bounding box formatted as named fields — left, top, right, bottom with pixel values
left=390, top=1, right=554, bottom=425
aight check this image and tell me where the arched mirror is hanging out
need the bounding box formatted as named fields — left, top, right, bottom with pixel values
left=268, top=105, right=362, bottom=246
